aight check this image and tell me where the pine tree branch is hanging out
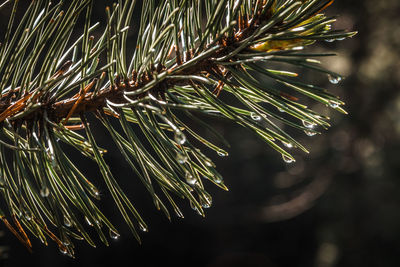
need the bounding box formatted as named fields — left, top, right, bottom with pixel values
left=0, top=0, right=356, bottom=257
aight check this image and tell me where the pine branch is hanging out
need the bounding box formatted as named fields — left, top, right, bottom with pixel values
left=0, top=0, right=356, bottom=257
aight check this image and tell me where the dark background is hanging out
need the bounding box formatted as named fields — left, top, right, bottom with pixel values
left=1, top=1, right=400, bottom=266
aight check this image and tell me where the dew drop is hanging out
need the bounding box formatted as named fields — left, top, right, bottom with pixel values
left=91, top=188, right=100, bottom=199
left=176, top=152, right=188, bottom=164
left=328, top=100, right=340, bottom=108
left=24, top=210, right=32, bottom=221
left=325, top=39, right=335, bottom=42
left=59, top=246, right=68, bottom=255
left=201, top=200, right=211, bottom=209
left=64, top=216, right=72, bottom=227
left=201, top=194, right=212, bottom=208
left=204, top=159, right=215, bottom=168
left=282, top=141, right=293, bottom=148
left=217, top=149, right=228, bottom=157
left=40, top=186, right=50, bottom=197
left=328, top=74, right=342, bottom=84
left=174, top=131, right=187, bottom=145
left=185, top=171, right=197, bottom=185
left=213, top=175, right=223, bottom=184
left=139, top=223, right=148, bottom=232
left=278, top=107, right=285, bottom=113
left=109, top=229, right=120, bottom=240
left=250, top=112, right=262, bottom=121
left=304, top=130, right=317, bottom=137
left=63, top=238, right=71, bottom=246
left=282, top=154, right=295, bottom=164
left=302, top=120, right=316, bottom=129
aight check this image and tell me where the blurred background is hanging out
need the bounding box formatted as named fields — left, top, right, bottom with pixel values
left=1, top=0, right=400, bottom=266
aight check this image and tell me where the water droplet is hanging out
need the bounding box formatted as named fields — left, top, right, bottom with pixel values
left=109, top=229, right=120, bottom=240
left=250, top=112, right=262, bottom=121
left=59, top=246, right=68, bottom=255
left=328, top=100, right=340, bottom=108
left=204, top=159, right=215, bottom=167
left=201, top=194, right=212, bottom=208
left=174, top=131, right=186, bottom=145
left=40, top=186, right=50, bottom=197
left=304, top=130, right=317, bottom=137
left=24, top=210, right=32, bottom=221
left=282, top=154, right=295, bottom=164
left=63, top=238, right=71, bottom=246
left=201, top=200, right=211, bottom=208
left=327, top=74, right=342, bottom=84
left=64, top=216, right=72, bottom=227
left=302, top=120, right=315, bottom=129
left=85, top=216, right=93, bottom=226
left=185, top=171, right=197, bottom=185
left=213, top=175, right=223, bottom=184
left=139, top=223, right=148, bottom=232
left=91, top=188, right=100, bottom=199
left=282, top=141, right=293, bottom=148
left=278, top=107, right=285, bottom=113
left=217, top=149, right=228, bottom=157
left=176, top=152, right=188, bottom=164
left=325, top=39, right=335, bottom=42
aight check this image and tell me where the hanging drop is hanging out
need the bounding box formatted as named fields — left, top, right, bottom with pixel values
left=174, top=131, right=187, bottom=145
left=282, top=154, right=295, bottom=164
left=185, top=171, right=197, bottom=185
left=327, top=74, right=342, bottom=84
left=217, top=149, right=228, bottom=157
left=40, top=186, right=50, bottom=197
left=109, top=229, right=120, bottom=240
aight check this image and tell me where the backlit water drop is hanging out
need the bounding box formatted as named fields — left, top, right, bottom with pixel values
left=328, top=74, right=342, bottom=84
left=176, top=152, right=188, bottom=164
left=174, top=131, right=187, bottom=145
left=139, top=223, right=148, bottom=232
left=185, top=171, right=197, bottom=185
left=64, top=216, right=72, bottom=227
left=282, top=141, right=293, bottom=148
left=109, top=229, right=120, bottom=240
left=302, top=120, right=316, bottom=129
left=40, top=186, right=50, bottom=197
left=328, top=100, right=340, bottom=108
left=250, top=112, right=262, bottom=121
left=217, top=149, right=228, bottom=157
left=304, top=130, right=317, bottom=137
left=282, top=154, right=295, bottom=164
